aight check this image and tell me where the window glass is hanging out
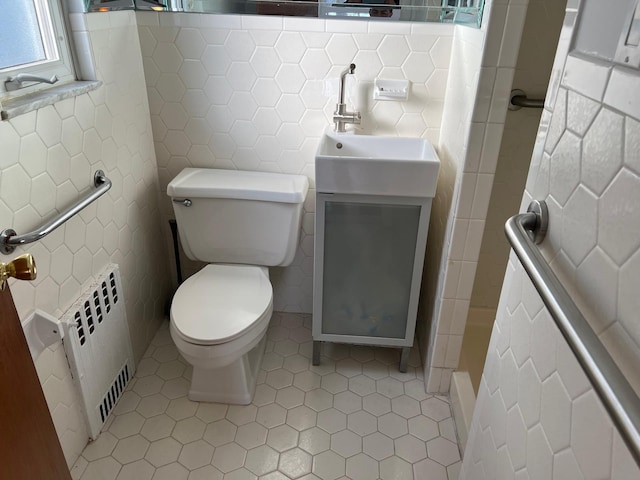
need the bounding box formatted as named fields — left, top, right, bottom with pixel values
left=0, top=2, right=47, bottom=70
left=0, top=0, right=75, bottom=96
left=321, top=201, right=420, bottom=339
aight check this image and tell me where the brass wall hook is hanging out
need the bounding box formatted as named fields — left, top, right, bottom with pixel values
left=0, top=254, right=37, bottom=290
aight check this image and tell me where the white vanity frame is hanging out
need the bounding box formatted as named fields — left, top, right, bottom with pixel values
left=312, top=192, right=433, bottom=372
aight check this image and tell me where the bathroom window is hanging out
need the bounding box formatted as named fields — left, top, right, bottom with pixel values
left=0, top=0, right=75, bottom=96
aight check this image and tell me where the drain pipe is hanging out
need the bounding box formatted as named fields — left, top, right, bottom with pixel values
left=168, top=219, right=183, bottom=285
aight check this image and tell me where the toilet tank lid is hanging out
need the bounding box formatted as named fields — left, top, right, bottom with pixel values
left=167, top=168, right=309, bottom=204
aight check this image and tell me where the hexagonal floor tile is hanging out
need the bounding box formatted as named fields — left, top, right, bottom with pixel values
left=76, top=313, right=461, bottom=480
left=211, top=442, right=247, bottom=473
left=266, top=424, right=299, bottom=452
left=299, top=427, right=331, bottom=455
left=204, top=419, right=237, bottom=447
left=362, top=393, right=391, bottom=417
left=395, top=434, right=427, bottom=463
left=305, top=388, right=334, bottom=412
left=109, top=412, right=145, bottom=439
left=378, top=413, right=408, bottom=439
left=151, top=462, right=188, bottom=480
left=286, top=405, right=317, bottom=431
left=172, top=416, right=205, bottom=444
left=145, top=437, right=181, bottom=467
left=346, top=453, right=379, bottom=480
left=391, top=395, right=421, bottom=419
left=257, top=403, right=288, bottom=428
left=421, top=397, right=452, bottom=422
left=331, top=429, right=362, bottom=458
left=115, top=459, right=155, bottom=480
left=279, top=447, right=312, bottom=478
left=363, top=432, right=394, bottom=461
left=380, top=456, right=414, bottom=480
left=426, top=436, right=461, bottom=466
left=408, top=415, right=440, bottom=442
left=245, top=445, right=279, bottom=476
left=276, top=386, right=305, bottom=409
left=348, top=375, right=376, bottom=397
left=294, top=371, right=322, bottom=392
left=195, top=403, right=228, bottom=423
left=178, top=439, right=214, bottom=470
left=317, top=408, right=347, bottom=434
left=187, top=465, right=224, bottom=480
left=111, top=434, right=149, bottom=464
left=235, top=422, right=268, bottom=449
left=312, top=450, right=346, bottom=480
left=347, top=411, right=377, bottom=437
left=334, top=391, right=362, bottom=414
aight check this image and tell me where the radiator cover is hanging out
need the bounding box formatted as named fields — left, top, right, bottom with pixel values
left=61, top=264, right=135, bottom=439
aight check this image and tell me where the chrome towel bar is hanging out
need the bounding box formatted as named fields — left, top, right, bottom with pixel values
left=0, top=170, right=112, bottom=254
left=506, top=200, right=640, bottom=466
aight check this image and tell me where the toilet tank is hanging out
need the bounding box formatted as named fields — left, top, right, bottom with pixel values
left=167, top=168, right=309, bottom=266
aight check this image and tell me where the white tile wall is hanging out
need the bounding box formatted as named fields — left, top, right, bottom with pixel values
left=415, top=23, right=482, bottom=392
left=0, top=11, right=171, bottom=467
left=461, top=0, right=640, bottom=475
left=138, top=2, right=536, bottom=396
left=136, top=11, right=454, bottom=313
left=470, top=0, right=565, bottom=313
left=417, top=0, right=535, bottom=392
left=0, top=6, right=560, bottom=472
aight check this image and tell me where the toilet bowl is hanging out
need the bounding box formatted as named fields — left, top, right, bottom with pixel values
left=167, top=168, right=308, bottom=403
left=170, top=264, right=273, bottom=403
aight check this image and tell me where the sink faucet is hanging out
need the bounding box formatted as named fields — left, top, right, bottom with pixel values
left=333, top=63, right=361, bottom=133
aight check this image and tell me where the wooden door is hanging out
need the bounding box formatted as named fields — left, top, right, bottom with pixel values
left=0, top=282, right=71, bottom=479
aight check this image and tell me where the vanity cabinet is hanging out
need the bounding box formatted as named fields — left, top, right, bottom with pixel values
left=311, top=130, right=440, bottom=372
left=312, top=193, right=433, bottom=372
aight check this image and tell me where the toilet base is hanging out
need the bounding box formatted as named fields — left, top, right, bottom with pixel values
left=187, top=335, right=267, bottom=404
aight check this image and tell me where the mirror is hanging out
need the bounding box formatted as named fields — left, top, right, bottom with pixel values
left=85, top=0, right=484, bottom=25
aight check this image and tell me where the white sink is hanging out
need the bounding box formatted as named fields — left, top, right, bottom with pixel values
left=315, top=130, right=440, bottom=198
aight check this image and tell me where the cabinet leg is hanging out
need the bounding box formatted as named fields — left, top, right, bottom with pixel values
left=399, top=347, right=410, bottom=373
left=312, top=341, right=322, bottom=366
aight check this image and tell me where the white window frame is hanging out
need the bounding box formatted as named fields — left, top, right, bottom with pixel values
left=0, top=0, right=76, bottom=97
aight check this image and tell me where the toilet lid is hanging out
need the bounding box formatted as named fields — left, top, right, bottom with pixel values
left=171, top=264, right=273, bottom=345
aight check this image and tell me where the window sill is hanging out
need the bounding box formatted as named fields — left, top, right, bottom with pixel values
left=1, top=80, right=102, bottom=121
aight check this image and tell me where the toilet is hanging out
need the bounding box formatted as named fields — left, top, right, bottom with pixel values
left=167, top=168, right=309, bottom=404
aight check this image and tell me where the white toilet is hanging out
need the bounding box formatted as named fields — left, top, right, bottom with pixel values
left=167, top=168, right=309, bottom=404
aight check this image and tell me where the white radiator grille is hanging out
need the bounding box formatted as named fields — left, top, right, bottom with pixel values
left=99, top=363, right=130, bottom=424
left=62, top=264, right=135, bottom=439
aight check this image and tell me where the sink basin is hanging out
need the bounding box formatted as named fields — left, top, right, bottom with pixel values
left=315, top=130, right=440, bottom=197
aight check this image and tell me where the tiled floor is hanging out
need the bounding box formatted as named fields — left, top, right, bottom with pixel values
left=71, top=313, right=461, bottom=480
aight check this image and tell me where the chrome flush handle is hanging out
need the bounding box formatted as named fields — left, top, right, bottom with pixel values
left=173, top=199, right=192, bottom=207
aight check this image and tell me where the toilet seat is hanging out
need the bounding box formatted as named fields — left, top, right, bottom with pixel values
left=171, top=264, right=273, bottom=346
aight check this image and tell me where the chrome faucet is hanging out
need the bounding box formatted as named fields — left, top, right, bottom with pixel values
left=333, top=63, right=361, bottom=133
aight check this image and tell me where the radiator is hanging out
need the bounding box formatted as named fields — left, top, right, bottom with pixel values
left=61, top=264, right=135, bottom=439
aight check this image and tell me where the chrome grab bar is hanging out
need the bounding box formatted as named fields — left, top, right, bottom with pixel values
left=509, top=89, right=545, bottom=110
left=0, top=170, right=112, bottom=254
left=506, top=200, right=640, bottom=466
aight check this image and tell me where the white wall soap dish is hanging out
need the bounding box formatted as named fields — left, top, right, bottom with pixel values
left=373, top=79, right=410, bottom=101
left=22, top=309, right=64, bottom=360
